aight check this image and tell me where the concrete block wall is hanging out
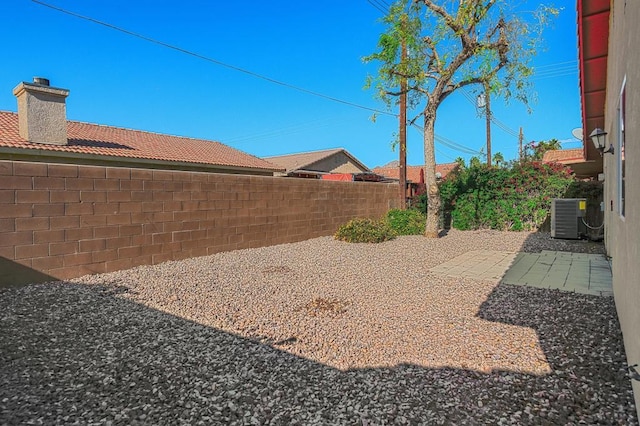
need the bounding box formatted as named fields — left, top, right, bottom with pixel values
left=0, top=160, right=398, bottom=287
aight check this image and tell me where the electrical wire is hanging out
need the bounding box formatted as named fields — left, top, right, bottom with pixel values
left=365, top=1, right=578, bottom=156
left=532, top=62, right=579, bottom=80
left=410, top=123, right=483, bottom=155
left=534, top=65, right=578, bottom=75
left=491, top=117, right=520, bottom=138
left=582, top=217, right=604, bottom=230
left=367, top=0, right=388, bottom=15
left=32, top=0, right=397, bottom=118
left=36, top=0, right=486, bottom=159
left=460, top=87, right=522, bottom=139
left=532, top=70, right=578, bottom=80
left=435, top=148, right=458, bottom=162
left=364, top=0, right=488, bottom=158
left=535, top=60, right=578, bottom=69
left=223, top=116, right=348, bottom=145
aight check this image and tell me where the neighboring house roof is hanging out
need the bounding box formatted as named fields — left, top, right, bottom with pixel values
left=264, top=148, right=370, bottom=175
left=0, top=111, right=282, bottom=174
left=542, top=148, right=585, bottom=164
left=578, top=0, right=610, bottom=164
left=542, top=148, right=601, bottom=179
left=372, top=163, right=460, bottom=183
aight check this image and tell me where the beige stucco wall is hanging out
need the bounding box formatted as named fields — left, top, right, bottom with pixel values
left=603, top=0, right=640, bottom=415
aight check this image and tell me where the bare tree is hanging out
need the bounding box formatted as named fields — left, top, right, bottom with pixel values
left=365, top=0, right=557, bottom=237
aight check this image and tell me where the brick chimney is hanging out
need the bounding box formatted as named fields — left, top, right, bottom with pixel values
left=13, top=77, right=70, bottom=146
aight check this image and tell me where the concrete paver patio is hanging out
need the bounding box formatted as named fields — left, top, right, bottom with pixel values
left=430, top=250, right=613, bottom=297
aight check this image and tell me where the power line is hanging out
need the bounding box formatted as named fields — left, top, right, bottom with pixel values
left=366, top=2, right=485, bottom=158
left=435, top=148, right=458, bottom=162
left=532, top=70, right=578, bottom=80
left=223, top=116, right=347, bottom=145
left=534, top=65, right=578, bottom=75
left=460, top=87, right=521, bottom=139
left=534, top=60, right=578, bottom=69
left=32, top=0, right=397, bottom=118
left=457, top=59, right=580, bottom=139
left=367, top=0, right=388, bottom=15
left=37, top=0, right=484, bottom=159
left=410, top=123, right=483, bottom=155
left=491, top=116, right=520, bottom=138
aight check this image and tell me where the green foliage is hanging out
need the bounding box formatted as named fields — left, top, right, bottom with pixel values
left=334, top=218, right=396, bottom=243
left=565, top=180, right=603, bottom=201
left=492, top=152, right=507, bottom=167
left=364, top=1, right=559, bottom=111
left=524, top=138, right=562, bottom=160
left=419, top=159, right=575, bottom=231
left=385, top=208, right=426, bottom=235
left=364, top=0, right=558, bottom=236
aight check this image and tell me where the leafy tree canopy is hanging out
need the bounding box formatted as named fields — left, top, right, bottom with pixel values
left=364, top=0, right=558, bottom=237
left=365, top=0, right=559, bottom=113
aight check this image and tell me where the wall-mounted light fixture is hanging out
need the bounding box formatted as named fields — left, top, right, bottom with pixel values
left=590, top=128, right=614, bottom=155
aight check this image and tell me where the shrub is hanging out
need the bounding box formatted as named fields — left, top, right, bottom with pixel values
left=334, top=218, right=396, bottom=243
left=385, top=208, right=426, bottom=235
left=421, top=159, right=576, bottom=231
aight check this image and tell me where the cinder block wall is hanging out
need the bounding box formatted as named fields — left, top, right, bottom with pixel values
left=0, top=160, right=399, bottom=287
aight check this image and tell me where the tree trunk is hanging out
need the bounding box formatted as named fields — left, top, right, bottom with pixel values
left=423, top=108, right=441, bottom=238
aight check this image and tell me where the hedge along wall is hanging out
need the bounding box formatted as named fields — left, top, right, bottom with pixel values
left=0, top=160, right=399, bottom=287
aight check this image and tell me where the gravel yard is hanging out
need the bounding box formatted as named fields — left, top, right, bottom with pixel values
left=1, top=230, right=636, bottom=425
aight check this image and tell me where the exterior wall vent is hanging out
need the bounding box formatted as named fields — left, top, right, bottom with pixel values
left=32, top=77, right=50, bottom=86
left=551, top=198, right=587, bottom=239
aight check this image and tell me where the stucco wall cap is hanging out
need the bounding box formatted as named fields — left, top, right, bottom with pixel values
left=12, top=82, right=69, bottom=99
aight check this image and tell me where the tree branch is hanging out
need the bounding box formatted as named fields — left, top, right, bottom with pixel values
left=418, top=0, right=465, bottom=38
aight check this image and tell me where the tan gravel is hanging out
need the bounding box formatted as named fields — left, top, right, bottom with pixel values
left=0, top=230, right=636, bottom=425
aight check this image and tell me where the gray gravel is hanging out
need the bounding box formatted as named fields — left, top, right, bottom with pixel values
left=1, top=230, right=636, bottom=425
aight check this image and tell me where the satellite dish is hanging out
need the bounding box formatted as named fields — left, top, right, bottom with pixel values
left=571, top=128, right=584, bottom=140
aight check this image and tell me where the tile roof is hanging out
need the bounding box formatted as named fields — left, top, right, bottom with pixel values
left=372, top=163, right=460, bottom=182
left=542, top=148, right=586, bottom=164
left=264, top=148, right=369, bottom=173
left=0, top=111, right=281, bottom=172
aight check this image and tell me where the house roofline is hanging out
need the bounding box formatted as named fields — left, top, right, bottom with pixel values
left=578, top=0, right=610, bottom=166
left=266, top=148, right=370, bottom=173
left=0, top=147, right=280, bottom=175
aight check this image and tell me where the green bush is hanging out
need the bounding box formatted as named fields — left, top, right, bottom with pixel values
left=420, top=159, right=576, bottom=231
left=385, top=208, right=426, bottom=235
left=334, top=218, right=396, bottom=243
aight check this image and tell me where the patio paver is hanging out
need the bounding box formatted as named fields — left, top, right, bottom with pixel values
left=430, top=250, right=613, bottom=296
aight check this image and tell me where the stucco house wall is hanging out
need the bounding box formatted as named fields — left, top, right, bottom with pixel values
left=309, top=152, right=366, bottom=174
left=603, top=0, right=640, bottom=413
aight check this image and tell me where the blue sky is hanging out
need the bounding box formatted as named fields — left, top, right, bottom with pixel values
left=0, top=0, right=581, bottom=168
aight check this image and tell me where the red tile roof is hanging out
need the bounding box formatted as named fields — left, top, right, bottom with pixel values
left=0, top=111, right=281, bottom=172
left=542, top=148, right=586, bottom=164
left=372, top=163, right=460, bottom=182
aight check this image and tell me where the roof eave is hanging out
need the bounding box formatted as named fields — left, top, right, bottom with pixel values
left=578, top=0, right=610, bottom=167
left=0, top=147, right=283, bottom=175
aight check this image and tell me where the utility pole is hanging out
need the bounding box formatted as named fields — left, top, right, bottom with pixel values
left=519, top=127, right=524, bottom=162
left=484, top=81, right=492, bottom=166
left=398, top=18, right=407, bottom=209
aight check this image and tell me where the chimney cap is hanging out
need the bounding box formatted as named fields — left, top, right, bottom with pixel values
left=32, top=77, right=50, bottom=86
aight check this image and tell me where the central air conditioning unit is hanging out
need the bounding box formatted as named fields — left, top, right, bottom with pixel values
left=551, top=198, right=587, bottom=239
